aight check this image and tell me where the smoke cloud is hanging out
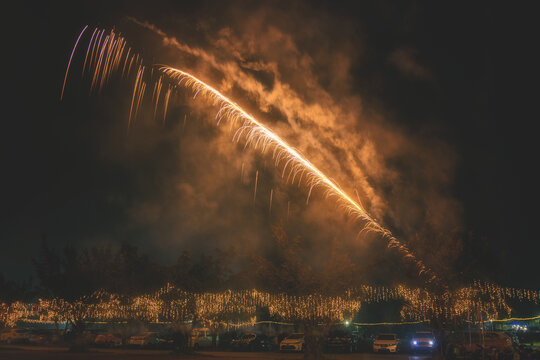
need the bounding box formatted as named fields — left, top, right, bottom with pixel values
left=77, top=2, right=463, bottom=281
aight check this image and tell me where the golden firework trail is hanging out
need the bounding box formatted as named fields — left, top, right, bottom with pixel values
left=62, top=27, right=437, bottom=283
left=287, top=201, right=291, bottom=221
left=253, top=170, right=259, bottom=204
left=269, top=188, right=274, bottom=215
left=160, top=66, right=437, bottom=282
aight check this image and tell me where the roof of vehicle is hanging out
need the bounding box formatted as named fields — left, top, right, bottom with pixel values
left=329, top=329, right=350, bottom=335
left=413, top=332, right=435, bottom=336
left=131, top=332, right=157, bottom=337
left=447, top=331, right=511, bottom=341
left=285, top=333, right=304, bottom=339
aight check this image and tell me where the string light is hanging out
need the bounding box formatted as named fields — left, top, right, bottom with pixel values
left=2, top=282, right=538, bottom=328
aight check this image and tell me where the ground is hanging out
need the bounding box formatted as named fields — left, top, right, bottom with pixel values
left=0, top=345, right=438, bottom=360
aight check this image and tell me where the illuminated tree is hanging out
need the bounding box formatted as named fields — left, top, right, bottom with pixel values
left=251, top=225, right=360, bottom=359
left=157, top=285, right=196, bottom=351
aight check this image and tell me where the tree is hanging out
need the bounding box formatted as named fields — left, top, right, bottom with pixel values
left=157, top=286, right=197, bottom=352
left=0, top=273, right=34, bottom=304
left=32, top=239, right=63, bottom=297
left=112, top=242, right=165, bottom=295
left=251, top=225, right=360, bottom=359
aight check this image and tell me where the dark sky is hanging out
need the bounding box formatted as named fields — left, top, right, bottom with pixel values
left=1, top=1, right=538, bottom=288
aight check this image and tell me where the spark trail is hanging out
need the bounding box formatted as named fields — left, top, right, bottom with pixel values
left=161, top=66, right=437, bottom=282
left=62, top=27, right=438, bottom=283
left=60, top=25, right=88, bottom=100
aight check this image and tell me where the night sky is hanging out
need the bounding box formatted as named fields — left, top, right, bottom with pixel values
left=1, top=1, right=538, bottom=288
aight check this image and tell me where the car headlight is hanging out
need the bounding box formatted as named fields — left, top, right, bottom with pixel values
left=413, top=340, right=417, bottom=345
left=429, top=340, right=434, bottom=345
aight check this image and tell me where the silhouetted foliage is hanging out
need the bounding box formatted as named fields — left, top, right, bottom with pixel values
left=32, top=240, right=165, bottom=299
left=0, top=273, right=34, bottom=303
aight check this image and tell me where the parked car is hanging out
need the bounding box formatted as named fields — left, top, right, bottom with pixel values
left=190, top=328, right=215, bottom=350
left=231, top=333, right=274, bottom=351
left=0, top=328, right=29, bottom=344
left=128, top=331, right=160, bottom=347
left=325, top=329, right=358, bottom=353
left=217, top=330, right=239, bottom=349
left=411, top=331, right=437, bottom=353
left=27, top=329, right=62, bottom=345
left=445, top=331, right=513, bottom=359
left=280, top=333, right=305, bottom=352
left=156, top=333, right=175, bottom=349
left=94, top=332, right=123, bottom=347
left=518, top=331, right=540, bottom=351
left=373, top=333, right=399, bottom=353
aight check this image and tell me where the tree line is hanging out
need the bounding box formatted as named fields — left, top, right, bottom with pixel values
left=1, top=226, right=363, bottom=304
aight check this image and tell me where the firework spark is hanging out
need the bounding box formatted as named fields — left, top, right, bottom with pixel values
left=269, top=188, right=274, bottom=215
left=60, top=25, right=88, bottom=100
left=253, top=170, right=259, bottom=205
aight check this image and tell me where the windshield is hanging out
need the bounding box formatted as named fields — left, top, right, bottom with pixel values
left=241, top=334, right=256, bottom=339
left=287, top=333, right=304, bottom=339
left=447, top=333, right=486, bottom=342
left=377, top=334, right=396, bottom=340
left=329, top=330, right=348, bottom=337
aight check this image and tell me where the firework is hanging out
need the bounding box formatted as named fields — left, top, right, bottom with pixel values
left=160, top=66, right=436, bottom=282
left=63, top=27, right=435, bottom=282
